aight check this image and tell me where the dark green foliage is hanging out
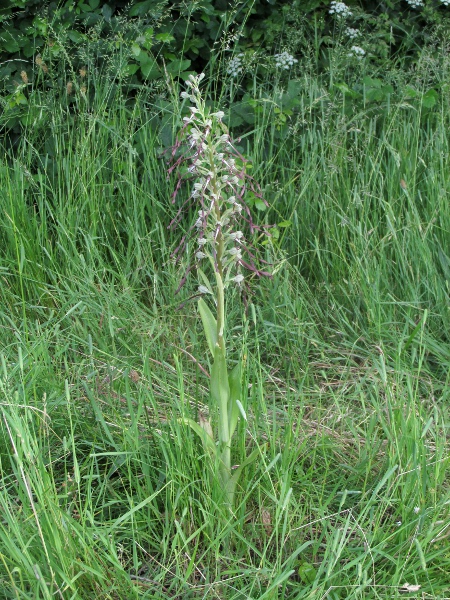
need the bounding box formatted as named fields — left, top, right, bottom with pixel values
left=2, top=1, right=449, bottom=90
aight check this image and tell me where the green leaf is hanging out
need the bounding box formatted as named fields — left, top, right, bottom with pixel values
left=402, top=310, right=427, bottom=353
left=231, top=98, right=256, bottom=125
left=211, top=345, right=230, bottom=445
left=226, top=446, right=262, bottom=500
left=102, top=4, right=113, bottom=21
left=178, top=417, right=217, bottom=457
left=254, top=198, right=267, bottom=211
left=140, top=61, right=161, bottom=79
left=363, top=76, right=382, bottom=88
left=228, top=361, right=241, bottom=439
left=334, top=82, right=360, bottom=99
left=198, top=298, right=217, bottom=358
left=131, top=43, right=141, bottom=57
left=166, top=59, right=191, bottom=75
left=67, top=30, right=84, bottom=43
left=404, top=86, right=419, bottom=99
left=122, top=63, right=140, bottom=76
left=422, top=89, right=438, bottom=109
left=197, top=268, right=213, bottom=295
left=298, top=561, right=317, bottom=584
left=129, top=1, right=154, bottom=17
left=2, top=34, right=20, bottom=53
left=155, top=32, right=175, bottom=43
left=278, top=220, right=292, bottom=228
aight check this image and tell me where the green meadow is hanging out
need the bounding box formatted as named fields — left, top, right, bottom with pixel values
left=0, top=14, right=449, bottom=600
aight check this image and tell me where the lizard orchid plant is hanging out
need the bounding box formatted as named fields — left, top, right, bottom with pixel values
left=168, top=73, right=271, bottom=510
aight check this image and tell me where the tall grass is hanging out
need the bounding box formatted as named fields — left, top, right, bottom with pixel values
left=0, top=39, right=449, bottom=599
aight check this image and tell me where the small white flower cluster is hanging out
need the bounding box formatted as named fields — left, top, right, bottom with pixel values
left=329, top=1, right=353, bottom=18
left=348, top=45, right=366, bottom=59
left=345, top=27, right=360, bottom=39
left=274, top=51, right=298, bottom=70
left=226, top=53, right=244, bottom=78
left=405, top=0, right=424, bottom=7
left=180, top=73, right=248, bottom=288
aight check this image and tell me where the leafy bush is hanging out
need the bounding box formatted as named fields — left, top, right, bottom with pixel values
left=1, top=0, right=449, bottom=154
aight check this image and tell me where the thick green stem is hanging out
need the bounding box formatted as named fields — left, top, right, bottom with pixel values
left=209, top=140, right=233, bottom=506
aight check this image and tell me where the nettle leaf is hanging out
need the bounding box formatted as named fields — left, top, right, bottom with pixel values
left=155, top=32, right=175, bottom=43
left=334, top=82, right=360, bottom=99
left=363, top=76, right=382, bottom=88
left=122, top=63, right=140, bottom=76
left=131, top=43, right=141, bottom=57
left=1, top=33, right=20, bottom=53
left=67, top=30, right=85, bottom=43
left=422, top=89, right=438, bottom=109
left=102, top=4, right=113, bottom=21
left=140, top=61, right=161, bottom=79
left=404, top=86, right=419, bottom=99
left=166, top=59, right=191, bottom=75
left=230, top=97, right=256, bottom=125
left=366, top=88, right=385, bottom=102
left=298, top=561, right=317, bottom=584
left=129, top=1, right=154, bottom=17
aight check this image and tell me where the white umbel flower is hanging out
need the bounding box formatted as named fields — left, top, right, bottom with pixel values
left=348, top=45, right=366, bottom=59
left=274, top=51, right=298, bottom=70
left=226, top=53, right=244, bottom=77
left=329, top=1, right=352, bottom=18
left=345, top=27, right=360, bottom=39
